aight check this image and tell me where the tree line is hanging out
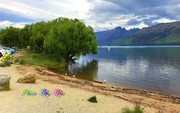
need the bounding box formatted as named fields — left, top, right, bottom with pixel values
left=0, top=17, right=98, bottom=71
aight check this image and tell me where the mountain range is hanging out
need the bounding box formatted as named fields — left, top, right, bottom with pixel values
left=95, top=21, right=180, bottom=45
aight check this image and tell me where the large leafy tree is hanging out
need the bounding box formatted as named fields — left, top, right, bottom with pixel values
left=19, top=24, right=32, bottom=48
left=0, top=26, right=20, bottom=47
left=30, top=21, right=49, bottom=52
left=44, top=17, right=98, bottom=72
left=0, top=30, right=3, bottom=44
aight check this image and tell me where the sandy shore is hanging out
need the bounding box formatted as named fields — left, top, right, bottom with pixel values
left=0, top=65, right=179, bottom=113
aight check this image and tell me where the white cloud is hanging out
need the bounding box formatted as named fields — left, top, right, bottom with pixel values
left=0, top=0, right=179, bottom=31
left=87, top=14, right=142, bottom=31
left=0, top=20, right=27, bottom=29
left=152, top=18, right=176, bottom=23
left=0, top=0, right=91, bottom=20
left=125, top=22, right=148, bottom=30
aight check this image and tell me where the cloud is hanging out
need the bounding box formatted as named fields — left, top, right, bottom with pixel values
left=0, top=0, right=179, bottom=31
left=0, top=20, right=28, bottom=29
left=0, top=0, right=91, bottom=20
left=152, top=18, right=177, bottom=24
left=0, top=0, right=92, bottom=29
left=0, top=8, right=35, bottom=22
left=87, top=0, right=180, bottom=31
left=126, top=19, right=141, bottom=25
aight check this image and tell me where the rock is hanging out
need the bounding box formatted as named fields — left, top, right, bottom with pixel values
left=17, top=73, right=36, bottom=83
left=0, top=75, right=11, bottom=91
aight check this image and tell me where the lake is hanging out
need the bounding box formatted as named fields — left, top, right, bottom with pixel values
left=69, top=46, right=180, bottom=96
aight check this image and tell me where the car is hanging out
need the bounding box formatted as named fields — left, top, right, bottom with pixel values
left=0, top=48, right=7, bottom=55
left=2, top=47, right=15, bottom=54
left=0, top=52, right=2, bottom=58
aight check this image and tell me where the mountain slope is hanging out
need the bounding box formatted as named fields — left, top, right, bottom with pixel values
left=95, top=27, right=140, bottom=46
left=113, top=21, right=180, bottom=45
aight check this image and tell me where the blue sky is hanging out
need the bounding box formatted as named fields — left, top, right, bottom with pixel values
left=0, top=0, right=180, bottom=31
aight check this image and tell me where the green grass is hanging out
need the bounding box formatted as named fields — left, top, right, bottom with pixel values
left=17, top=52, right=65, bottom=69
left=122, top=104, right=144, bottom=113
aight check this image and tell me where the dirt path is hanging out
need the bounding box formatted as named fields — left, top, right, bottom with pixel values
left=12, top=51, right=26, bottom=58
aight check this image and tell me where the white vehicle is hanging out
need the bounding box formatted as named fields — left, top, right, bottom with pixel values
left=0, top=49, right=7, bottom=55
left=2, top=47, right=15, bottom=54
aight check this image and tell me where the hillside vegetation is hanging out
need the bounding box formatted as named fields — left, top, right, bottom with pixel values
left=95, top=21, right=180, bottom=45
left=95, top=27, right=140, bottom=46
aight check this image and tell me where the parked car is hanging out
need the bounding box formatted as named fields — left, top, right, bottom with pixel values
left=0, top=52, right=2, bottom=58
left=0, top=46, right=16, bottom=57
left=2, top=47, right=15, bottom=54
left=0, top=48, right=7, bottom=55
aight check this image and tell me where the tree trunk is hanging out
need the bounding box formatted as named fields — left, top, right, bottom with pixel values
left=64, top=58, right=70, bottom=75
left=64, top=54, right=74, bottom=75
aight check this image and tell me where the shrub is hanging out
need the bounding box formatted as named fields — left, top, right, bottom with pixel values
left=0, top=62, right=6, bottom=67
left=122, top=104, right=144, bottom=113
left=88, top=96, right=98, bottom=103
left=19, top=59, right=26, bottom=64
left=13, top=58, right=20, bottom=64
left=0, top=54, right=14, bottom=67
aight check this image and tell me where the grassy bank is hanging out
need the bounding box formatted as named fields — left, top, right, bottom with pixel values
left=17, top=52, right=65, bottom=70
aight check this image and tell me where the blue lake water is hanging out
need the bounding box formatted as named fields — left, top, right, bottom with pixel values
left=69, top=46, right=180, bottom=96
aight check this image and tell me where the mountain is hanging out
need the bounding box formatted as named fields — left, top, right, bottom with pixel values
left=113, top=21, right=180, bottom=45
left=95, top=27, right=140, bottom=46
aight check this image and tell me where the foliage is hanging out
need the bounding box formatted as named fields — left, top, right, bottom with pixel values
left=44, top=18, right=98, bottom=71
left=19, top=25, right=32, bottom=48
left=0, top=54, right=14, bottom=67
left=30, top=21, right=49, bottom=52
left=0, top=17, right=98, bottom=72
left=88, top=96, right=98, bottom=103
left=0, top=26, right=20, bottom=47
left=0, top=30, right=3, bottom=43
left=122, top=104, right=144, bottom=113
left=17, top=52, right=63, bottom=69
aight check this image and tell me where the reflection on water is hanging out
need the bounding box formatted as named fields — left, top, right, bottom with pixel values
left=69, top=59, right=98, bottom=81
left=69, top=47, right=180, bottom=96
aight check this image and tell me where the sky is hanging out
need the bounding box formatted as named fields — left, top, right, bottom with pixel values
left=0, top=0, right=180, bottom=31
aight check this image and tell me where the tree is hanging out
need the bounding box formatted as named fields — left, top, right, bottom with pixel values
left=30, top=21, right=49, bottom=52
left=44, top=17, right=98, bottom=72
left=0, top=30, right=3, bottom=44
left=19, top=25, right=32, bottom=48
left=0, top=26, right=20, bottom=47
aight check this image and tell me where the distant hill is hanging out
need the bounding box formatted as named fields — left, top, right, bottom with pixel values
left=113, top=21, right=180, bottom=45
left=95, top=27, right=140, bottom=46
left=95, top=21, right=180, bottom=46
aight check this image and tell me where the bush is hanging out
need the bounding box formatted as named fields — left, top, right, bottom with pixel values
left=0, top=62, right=6, bottom=67
left=19, top=59, right=26, bottom=64
left=13, top=58, right=20, bottom=64
left=88, top=96, right=98, bottom=103
left=0, top=54, right=14, bottom=67
left=122, top=104, right=144, bottom=113
left=17, top=52, right=61, bottom=68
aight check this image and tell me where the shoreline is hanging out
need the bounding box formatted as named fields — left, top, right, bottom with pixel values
left=14, top=51, right=180, bottom=98
left=1, top=64, right=180, bottom=113
left=16, top=64, right=180, bottom=112
left=98, top=45, right=180, bottom=48
left=46, top=65, right=180, bottom=98
left=34, top=66, right=180, bottom=104
left=0, top=65, right=158, bottom=113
